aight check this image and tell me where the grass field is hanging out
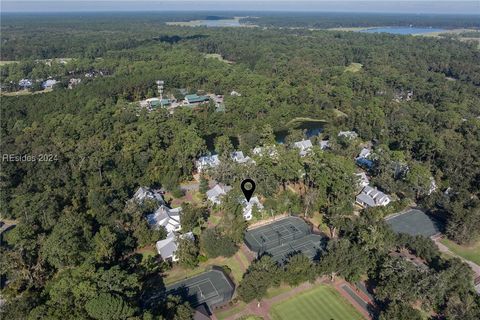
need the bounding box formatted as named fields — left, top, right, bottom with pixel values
left=215, top=302, right=247, bottom=320
left=440, top=238, right=480, bottom=265
left=163, top=248, right=249, bottom=285
left=345, top=63, right=363, bottom=73
left=269, top=285, right=364, bottom=320
left=205, top=53, right=235, bottom=64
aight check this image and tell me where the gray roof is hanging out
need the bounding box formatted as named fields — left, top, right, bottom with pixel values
left=147, top=205, right=181, bottom=230
left=156, top=232, right=177, bottom=259
left=358, top=147, right=371, bottom=158
left=294, top=139, right=313, bottom=149
left=206, top=184, right=231, bottom=202
left=356, top=193, right=376, bottom=207
left=319, top=140, right=330, bottom=150
left=133, top=186, right=165, bottom=204
left=385, top=209, right=442, bottom=238
left=156, top=232, right=194, bottom=260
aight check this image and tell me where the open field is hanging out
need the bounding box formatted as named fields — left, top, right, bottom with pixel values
left=0, top=61, right=17, bottom=66
left=163, top=248, right=249, bottom=285
left=440, top=238, right=480, bottom=265
left=215, top=302, right=247, bottom=320
left=345, top=63, right=363, bottom=73
left=269, top=285, right=364, bottom=320
left=285, top=117, right=327, bottom=127
left=1, top=88, right=53, bottom=96
left=205, top=53, right=235, bottom=64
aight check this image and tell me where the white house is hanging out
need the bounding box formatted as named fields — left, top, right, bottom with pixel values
left=338, top=131, right=358, bottom=140
left=42, top=79, right=57, bottom=89
left=132, top=186, right=165, bottom=204
left=293, top=139, right=313, bottom=157
left=428, top=177, right=437, bottom=195
left=252, top=145, right=278, bottom=158
left=206, top=184, right=231, bottom=205
left=241, top=196, right=263, bottom=221
left=230, top=90, right=241, bottom=96
left=18, top=79, right=32, bottom=89
left=147, top=205, right=182, bottom=233
left=355, top=172, right=370, bottom=188
left=356, top=185, right=391, bottom=208
left=196, top=155, right=220, bottom=172
left=231, top=151, right=255, bottom=164
left=357, top=147, right=371, bottom=159
left=156, top=231, right=194, bottom=262
left=319, top=140, right=330, bottom=150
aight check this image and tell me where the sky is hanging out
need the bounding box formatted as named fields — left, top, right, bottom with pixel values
left=1, top=1, right=479, bottom=14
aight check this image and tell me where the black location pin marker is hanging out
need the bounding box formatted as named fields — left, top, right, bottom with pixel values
left=241, top=179, right=256, bottom=202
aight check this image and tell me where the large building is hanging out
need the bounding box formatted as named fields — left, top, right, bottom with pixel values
left=185, top=94, right=210, bottom=105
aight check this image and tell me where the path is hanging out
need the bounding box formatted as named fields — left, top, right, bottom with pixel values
left=434, top=238, right=480, bottom=278
left=333, top=280, right=373, bottom=320
left=220, top=278, right=327, bottom=320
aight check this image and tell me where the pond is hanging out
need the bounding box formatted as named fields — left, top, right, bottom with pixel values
left=360, top=26, right=446, bottom=35
left=199, top=19, right=242, bottom=27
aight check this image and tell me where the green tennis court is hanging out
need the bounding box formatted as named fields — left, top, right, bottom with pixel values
left=269, top=285, right=365, bottom=320
left=244, top=217, right=311, bottom=253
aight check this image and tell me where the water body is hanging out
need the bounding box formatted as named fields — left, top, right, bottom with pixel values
left=200, top=19, right=242, bottom=27
left=360, top=26, right=446, bottom=35
left=168, top=18, right=243, bottom=27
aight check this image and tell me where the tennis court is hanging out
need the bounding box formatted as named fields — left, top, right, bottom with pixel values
left=244, top=217, right=311, bottom=253
left=385, top=209, right=442, bottom=238
left=267, top=234, right=327, bottom=263
left=165, top=268, right=235, bottom=310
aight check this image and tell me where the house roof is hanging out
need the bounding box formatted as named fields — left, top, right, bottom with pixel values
left=294, top=139, right=313, bottom=150
left=156, top=232, right=177, bottom=259
left=319, top=140, right=330, bottom=150
left=147, top=205, right=181, bottom=230
left=356, top=193, right=376, bottom=207
left=206, top=184, right=231, bottom=200
left=185, top=94, right=210, bottom=103
left=231, top=151, right=254, bottom=164
left=356, top=157, right=374, bottom=168
left=359, top=185, right=390, bottom=206
left=133, top=186, right=165, bottom=204
left=197, top=155, right=220, bottom=168
left=358, top=147, right=371, bottom=158
left=338, top=131, right=358, bottom=139
left=241, top=196, right=263, bottom=209
left=156, top=232, right=194, bottom=259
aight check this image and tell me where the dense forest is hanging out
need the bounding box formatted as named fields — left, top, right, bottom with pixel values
left=240, top=12, right=480, bottom=28
left=1, top=13, right=480, bottom=320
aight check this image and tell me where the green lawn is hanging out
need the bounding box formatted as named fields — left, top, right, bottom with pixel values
left=215, top=302, right=247, bottom=320
left=163, top=249, right=249, bottom=285
left=269, top=285, right=364, bottom=320
left=440, top=238, right=480, bottom=265
left=344, top=62, right=363, bottom=73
